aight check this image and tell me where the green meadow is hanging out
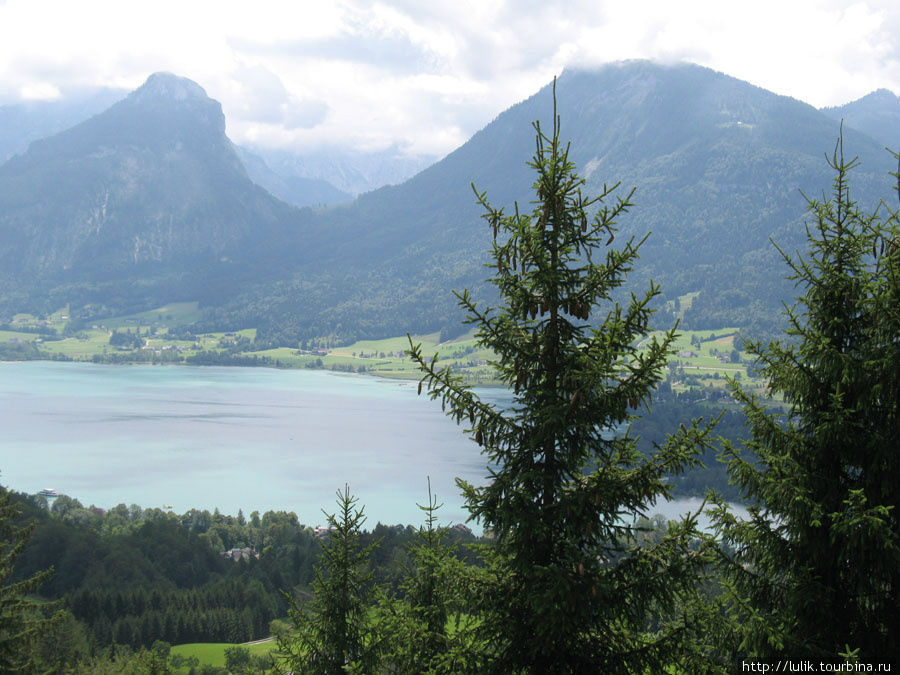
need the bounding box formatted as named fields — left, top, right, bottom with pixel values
left=3, top=303, right=767, bottom=393
left=251, top=330, right=498, bottom=382
left=169, top=640, right=277, bottom=672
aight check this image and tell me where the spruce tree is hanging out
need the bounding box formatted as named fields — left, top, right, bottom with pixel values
left=1, top=485, right=61, bottom=672
left=408, top=82, right=718, bottom=674
left=277, top=485, right=378, bottom=674
left=713, top=137, right=900, bottom=661
left=374, top=479, right=484, bottom=674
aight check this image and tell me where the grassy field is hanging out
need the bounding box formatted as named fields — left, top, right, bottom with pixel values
left=102, top=301, right=203, bottom=330
left=0, top=329, right=36, bottom=341
left=664, top=328, right=771, bottom=398
left=3, top=303, right=769, bottom=393
left=665, top=291, right=701, bottom=320
left=250, top=330, right=498, bottom=383
left=169, top=639, right=277, bottom=671
left=5, top=303, right=258, bottom=362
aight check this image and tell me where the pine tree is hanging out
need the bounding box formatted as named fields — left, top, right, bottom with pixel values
left=713, top=137, right=900, bottom=661
left=374, top=479, right=485, bottom=674
left=408, top=81, right=718, bottom=674
left=0, top=485, right=62, bottom=672
left=277, top=485, right=379, bottom=674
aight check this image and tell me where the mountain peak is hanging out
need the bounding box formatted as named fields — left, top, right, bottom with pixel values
left=825, top=87, right=899, bottom=110
left=130, top=72, right=209, bottom=104
left=857, top=88, right=898, bottom=104
left=869, top=87, right=899, bottom=100
left=820, top=87, right=899, bottom=147
left=108, top=71, right=226, bottom=140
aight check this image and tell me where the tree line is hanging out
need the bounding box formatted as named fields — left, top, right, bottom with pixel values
left=0, top=482, right=481, bottom=672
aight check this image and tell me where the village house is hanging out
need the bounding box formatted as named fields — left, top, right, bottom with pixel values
left=220, top=547, right=259, bottom=561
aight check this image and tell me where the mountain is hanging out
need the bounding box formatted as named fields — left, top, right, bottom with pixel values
left=1, top=63, right=896, bottom=344
left=234, top=145, right=352, bottom=207
left=0, top=73, right=310, bottom=316
left=243, top=144, right=438, bottom=196
left=0, top=87, right=433, bottom=210
left=220, top=61, right=895, bottom=344
left=0, top=88, right=128, bottom=164
left=821, top=88, right=900, bottom=148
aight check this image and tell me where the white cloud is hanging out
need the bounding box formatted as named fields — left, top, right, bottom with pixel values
left=0, top=0, right=897, bottom=157
left=224, top=62, right=329, bottom=130
left=19, top=81, right=62, bottom=100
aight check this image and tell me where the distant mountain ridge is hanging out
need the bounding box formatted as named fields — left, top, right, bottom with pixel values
left=0, top=63, right=896, bottom=344
left=234, top=145, right=352, bottom=207
left=244, top=144, right=438, bottom=197
left=0, top=83, right=432, bottom=209
left=0, top=88, right=127, bottom=164
left=246, top=61, right=894, bottom=342
left=821, top=88, right=900, bottom=148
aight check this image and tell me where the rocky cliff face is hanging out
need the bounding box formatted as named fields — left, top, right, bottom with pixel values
left=0, top=72, right=306, bottom=299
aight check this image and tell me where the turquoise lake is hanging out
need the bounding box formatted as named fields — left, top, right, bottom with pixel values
left=0, top=361, right=735, bottom=530
left=0, top=361, right=506, bottom=527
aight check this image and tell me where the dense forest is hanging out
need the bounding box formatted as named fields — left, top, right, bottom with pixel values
left=2, top=485, right=482, bottom=672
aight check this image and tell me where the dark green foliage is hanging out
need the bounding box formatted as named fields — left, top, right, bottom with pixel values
left=0, top=323, right=57, bottom=336
left=1, top=479, right=503, bottom=672
left=30, top=608, right=92, bottom=672
left=278, top=486, right=379, bottom=674
left=71, top=643, right=173, bottom=674
left=0, top=484, right=63, bottom=671
left=224, top=645, right=251, bottom=673
left=7, top=485, right=480, bottom=657
left=409, top=84, right=719, bottom=673
left=373, top=480, right=485, bottom=673
left=167, top=650, right=199, bottom=670
left=0, top=340, right=44, bottom=361
left=109, top=329, right=143, bottom=349
left=6, top=496, right=328, bottom=652
left=631, top=400, right=751, bottom=501
left=184, top=352, right=282, bottom=367
left=66, top=579, right=279, bottom=648
left=713, top=138, right=900, bottom=661
left=18, top=509, right=228, bottom=596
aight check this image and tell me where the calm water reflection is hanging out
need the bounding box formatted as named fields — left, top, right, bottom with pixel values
left=1, top=361, right=743, bottom=530
left=1, top=361, right=502, bottom=527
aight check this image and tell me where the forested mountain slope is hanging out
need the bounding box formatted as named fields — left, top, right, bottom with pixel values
left=0, top=88, right=127, bottom=164
left=0, top=62, right=895, bottom=344
left=215, top=61, right=897, bottom=343
left=0, top=73, right=315, bottom=318
left=821, top=88, right=900, bottom=149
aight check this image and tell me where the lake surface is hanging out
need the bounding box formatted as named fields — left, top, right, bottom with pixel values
left=0, top=361, right=741, bottom=530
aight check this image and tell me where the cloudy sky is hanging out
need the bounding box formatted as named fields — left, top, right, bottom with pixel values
left=0, top=0, right=897, bottom=158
